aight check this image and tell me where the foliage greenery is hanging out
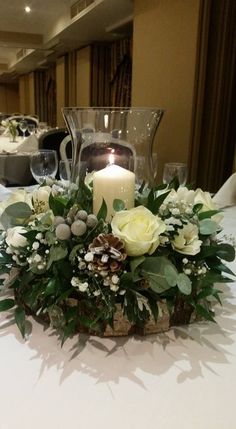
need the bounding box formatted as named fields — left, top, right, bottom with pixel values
left=0, top=178, right=235, bottom=344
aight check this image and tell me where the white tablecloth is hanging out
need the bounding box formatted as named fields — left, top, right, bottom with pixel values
left=0, top=135, right=38, bottom=185
left=0, top=197, right=235, bottom=429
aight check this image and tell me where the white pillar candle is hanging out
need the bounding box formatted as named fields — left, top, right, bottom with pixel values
left=93, top=164, right=135, bottom=220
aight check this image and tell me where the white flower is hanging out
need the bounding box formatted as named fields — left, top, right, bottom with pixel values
left=111, top=206, right=166, bottom=256
left=84, top=252, right=94, bottom=262
left=165, top=187, right=195, bottom=205
left=171, top=223, right=202, bottom=255
left=6, top=226, right=28, bottom=248
left=194, top=189, right=223, bottom=225
left=32, top=241, right=40, bottom=250
left=32, top=186, right=51, bottom=213
left=78, top=282, right=89, bottom=292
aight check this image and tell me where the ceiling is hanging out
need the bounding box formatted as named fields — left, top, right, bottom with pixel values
left=0, top=0, right=133, bottom=82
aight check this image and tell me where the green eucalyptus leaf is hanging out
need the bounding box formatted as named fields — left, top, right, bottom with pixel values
left=0, top=298, right=15, bottom=311
left=5, top=202, right=32, bottom=219
left=164, top=265, right=178, bottom=287
left=177, top=273, right=192, bottom=295
left=113, top=199, right=125, bottom=212
left=130, top=256, right=146, bottom=281
left=15, top=307, right=26, bottom=338
left=97, top=199, right=107, bottom=221
left=47, top=246, right=68, bottom=269
left=141, top=256, right=175, bottom=293
left=199, top=219, right=219, bottom=235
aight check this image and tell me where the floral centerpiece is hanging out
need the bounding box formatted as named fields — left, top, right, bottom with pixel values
left=1, top=119, right=18, bottom=142
left=0, top=179, right=235, bottom=343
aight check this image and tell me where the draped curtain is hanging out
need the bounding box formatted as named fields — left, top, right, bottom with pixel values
left=189, top=0, right=236, bottom=192
left=91, top=38, right=132, bottom=107
left=65, top=51, right=77, bottom=106
left=34, top=64, right=56, bottom=126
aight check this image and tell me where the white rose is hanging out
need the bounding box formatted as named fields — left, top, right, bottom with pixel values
left=194, top=189, right=223, bottom=224
left=171, top=223, right=202, bottom=255
left=32, top=186, right=51, bottom=213
left=6, top=226, right=28, bottom=248
left=111, top=206, right=166, bottom=256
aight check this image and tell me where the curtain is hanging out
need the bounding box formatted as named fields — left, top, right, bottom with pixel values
left=65, top=51, right=77, bottom=106
left=91, top=38, right=132, bottom=107
left=34, top=64, right=56, bottom=126
left=189, top=0, right=236, bottom=192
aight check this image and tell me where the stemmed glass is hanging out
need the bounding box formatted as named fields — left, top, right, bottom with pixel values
left=59, top=159, right=72, bottom=184
left=19, top=120, right=28, bottom=140
left=30, top=150, right=58, bottom=184
left=163, top=162, right=188, bottom=186
left=28, top=124, right=36, bottom=135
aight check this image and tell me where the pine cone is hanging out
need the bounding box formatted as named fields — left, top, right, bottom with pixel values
left=88, top=233, right=126, bottom=274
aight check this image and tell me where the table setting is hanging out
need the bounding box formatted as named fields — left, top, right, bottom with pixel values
left=0, top=107, right=235, bottom=429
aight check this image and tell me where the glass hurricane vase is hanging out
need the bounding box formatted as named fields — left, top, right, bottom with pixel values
left=62, top=107, right=164, bottom=187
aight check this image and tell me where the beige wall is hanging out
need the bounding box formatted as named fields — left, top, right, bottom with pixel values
left=56, top=56, right=66, bottom=127
left=132, top=0, right=200, bottom=180
left=76, top=46, right=91, bottom=106
left=0, top=82, right=19, bottom=113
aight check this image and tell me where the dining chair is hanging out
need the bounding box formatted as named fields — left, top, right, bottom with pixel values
left=59, top=135, right=72, bottom=161
left=38, top=127, right=70, bottom=161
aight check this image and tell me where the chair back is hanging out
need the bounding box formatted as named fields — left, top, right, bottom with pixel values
left=38, top=128, right=69, bottom=160
left=60, top=135, right=72, bottom=161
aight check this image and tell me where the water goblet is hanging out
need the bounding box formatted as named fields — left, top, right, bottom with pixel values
left=59, top=159, right=72, bottom=184
left=163, top=162, right=188, bottom=187
left=30, top=150, right=58, bottom=184
left=28, top=124, right=36, bottom=135
left=19, top=120, right=28, bottom=140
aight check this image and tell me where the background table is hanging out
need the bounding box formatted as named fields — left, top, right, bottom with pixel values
left=0, top=135, right=38, bottom=185
left=0, top=198, right=235, bottom=429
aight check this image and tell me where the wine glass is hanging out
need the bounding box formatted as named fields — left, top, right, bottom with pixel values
left=59, top=159, right=72, bottom=184
left=27, top=124, right=36, bottom=135
left=30, top=150, right=58, bottom=184
left=19, top=120, right=28, bottom=140
left=163, top=162, right=188, bottom=186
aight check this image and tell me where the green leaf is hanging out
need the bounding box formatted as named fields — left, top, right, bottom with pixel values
left=195, top=304, right=216, bottom=322
left=1, top=202, right=32, bottom=228
left=49, top=194, right=68, bottom=216
left=5, top=202, right=32, bottom=219
left=0, top=298, right=15, bottom=311
left=47, top=245, right=68, bottom=269
left=48, top=305, right=65, bottom=329
left=199, top=219, right=219, bottom=235
left=141, top=256, right=175, bottom=293
left=97, top=198, right=107, bottom=221
left=176, top=273, right=192, bottom=295
left=193, top=203, right=203, bottom=214
left=15, top=307, right=26, bottom=338
left=198, top=210, right=220, bottom=220
left=45, top=278, right=57, bottom=296
left=216, top=243, right=235, bottom=262
left=130, top=256, right=145, bottom=281
left=151, top=191, right=170, bottom=214
left=164, top=265, right=178, bottom=287
left=113, top=199, right=125, bottom=212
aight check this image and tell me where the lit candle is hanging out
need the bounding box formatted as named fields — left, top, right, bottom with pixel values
left=93, top=160, right=135, bottom=220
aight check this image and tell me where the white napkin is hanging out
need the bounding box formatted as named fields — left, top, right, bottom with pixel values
left=213, top=173, right=236, bottom=208
left=0, top=184, right=12, bottom=201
